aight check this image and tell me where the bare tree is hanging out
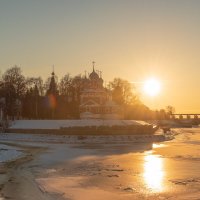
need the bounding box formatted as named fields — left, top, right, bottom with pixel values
left=26, top=77, right=44, bottom=96
left=59, top=73, right=72, bottom=95
left=109, top=78, right=138, bottom=105
left=3, top=65, right=26, bottom=98
left=166, top=105, right=175, bottom=115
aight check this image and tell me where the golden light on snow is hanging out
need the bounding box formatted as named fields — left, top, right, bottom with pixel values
left=143, top=155, right=164, bottom=192
left=143, top=78, right=161, bottom=97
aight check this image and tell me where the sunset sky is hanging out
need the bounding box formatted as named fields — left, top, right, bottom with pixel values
left=1, top=0, right=200, bottom=113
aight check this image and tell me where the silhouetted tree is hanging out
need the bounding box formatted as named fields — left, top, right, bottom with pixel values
left=3, top=66, right=26, bottom=98
left=166, top=105, right=175, bottom=115
left=3, top=83, right=17, bottom=119
left=59, top=73, right=72, bottom=96
left=26, top=77, right=44, bottom=96
left=70, top=75, right=84, bottom=118
left=109, top=78, right=138, bottom=105
left=1, top=66, right=26, bottom=119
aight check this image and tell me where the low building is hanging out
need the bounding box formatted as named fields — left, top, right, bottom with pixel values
left=79, top=64, right=123, bottom=119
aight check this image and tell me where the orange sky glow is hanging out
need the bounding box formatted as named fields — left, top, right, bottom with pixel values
left=1, top=0, right=200, bottom=113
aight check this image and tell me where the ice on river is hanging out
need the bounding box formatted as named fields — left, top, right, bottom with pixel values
left=0, top=144, right=24, bottom=163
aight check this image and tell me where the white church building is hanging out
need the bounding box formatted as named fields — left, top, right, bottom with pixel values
left=79, top=63, right=123, bottom=119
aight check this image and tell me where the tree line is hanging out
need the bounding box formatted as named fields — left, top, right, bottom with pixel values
left=0, top=65, right=174, bottom=120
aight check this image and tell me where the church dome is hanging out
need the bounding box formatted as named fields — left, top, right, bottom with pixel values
left=89, top=70, right=99, bottom=80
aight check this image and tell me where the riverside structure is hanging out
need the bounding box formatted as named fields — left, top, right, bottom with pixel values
left=6, top=119, right=159, bottom=136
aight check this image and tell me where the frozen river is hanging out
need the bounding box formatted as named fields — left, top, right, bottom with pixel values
left=0, top=128, right=200, bottom=200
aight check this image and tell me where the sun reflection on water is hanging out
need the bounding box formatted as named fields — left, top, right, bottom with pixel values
left=143, top=154, right=164, bottom=192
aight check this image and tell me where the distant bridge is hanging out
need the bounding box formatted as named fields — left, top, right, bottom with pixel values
left=170, top=114, right=200, bottom=119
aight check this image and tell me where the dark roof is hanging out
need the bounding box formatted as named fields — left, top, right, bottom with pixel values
left=89, top=70, right=99, bottom=80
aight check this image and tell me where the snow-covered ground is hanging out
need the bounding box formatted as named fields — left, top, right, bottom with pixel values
left=10, top=120, right=150, bottom=129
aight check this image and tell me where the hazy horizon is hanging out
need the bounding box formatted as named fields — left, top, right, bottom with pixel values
left=1, top=0, right=200, bottom=113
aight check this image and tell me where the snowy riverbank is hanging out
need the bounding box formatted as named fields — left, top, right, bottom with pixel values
left=9, top=120, right=150, bottom=129
left=6, top=119, right=157, bottom=135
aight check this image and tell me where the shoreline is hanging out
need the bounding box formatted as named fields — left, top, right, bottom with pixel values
left=0, top=142, right=48, bottom=200
left=0, top=132, right=167, bottom=145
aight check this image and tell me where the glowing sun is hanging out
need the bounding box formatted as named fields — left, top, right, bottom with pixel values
left=143, top=78, right=161, bottom=97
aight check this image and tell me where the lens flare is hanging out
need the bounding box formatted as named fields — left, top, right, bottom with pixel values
left=48, top=94, right=57, bottom=109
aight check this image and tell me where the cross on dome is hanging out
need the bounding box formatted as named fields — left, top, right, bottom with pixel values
left=52, top=65, right=55, bottom=76
left=92, top=61, right=95, bottom=72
